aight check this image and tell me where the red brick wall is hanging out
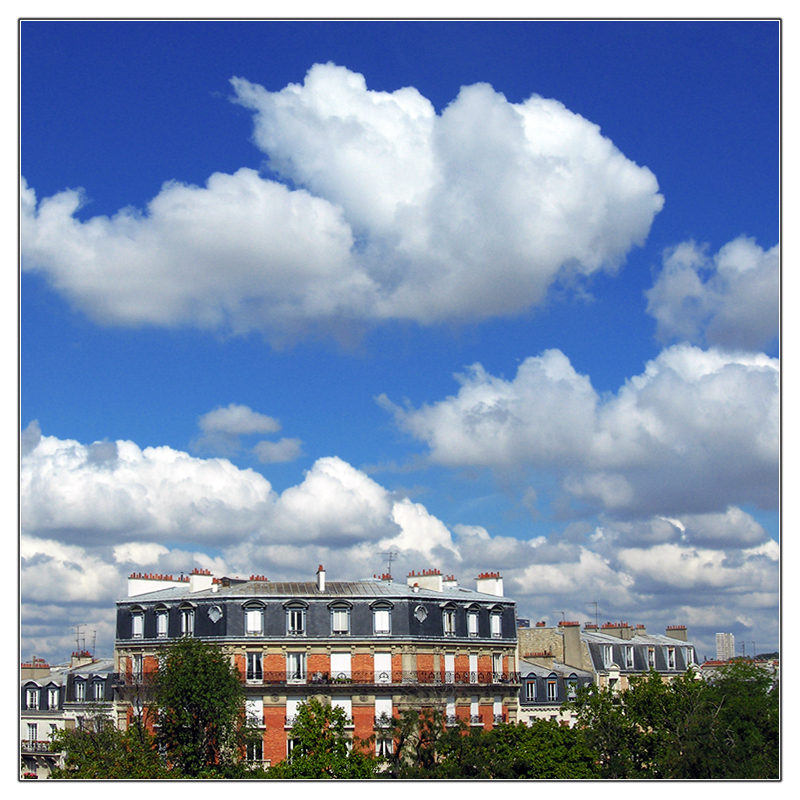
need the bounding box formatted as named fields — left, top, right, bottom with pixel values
left=263, top=706, right=287, bottom=765
left=391, top=652, right=402, bottom=682
left=417, top=651, right=434, bottom=676
left=353, top=652, right=372, bottom=681
left=454, top=653, right=469, bottom=682
left=264, top=652, right=284, bottom=678
left=352, top=703, right=374, bottom=744
left=478, top=654, right=492, bottom=675
left=233, top=653, right=245, bottom=679
left=307, top=652, right=328, bottom=676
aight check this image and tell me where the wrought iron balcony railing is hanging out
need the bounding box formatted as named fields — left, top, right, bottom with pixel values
left=20, top=740, right=54, bottom=754
left=245, top=670, right=520, bottom=686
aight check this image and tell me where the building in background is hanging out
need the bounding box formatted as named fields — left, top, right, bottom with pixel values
left=114, top=566, right=519, bottom=766
left=716, top=632, right=736, bottom=661
left=20, top=652, right=115, bottom=779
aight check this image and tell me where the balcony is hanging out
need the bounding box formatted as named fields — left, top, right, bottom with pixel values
left=242, top=670, right=520, bottom=687
left=21, top=740, right=54, bottom=754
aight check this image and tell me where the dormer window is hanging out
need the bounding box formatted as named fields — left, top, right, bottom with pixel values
left=684, top=646, right=695, bottom=666
left=93, top=679, right=105, bottom=701
left=372, top=603, right=392, bottom=636
left=330, top=603, right=351, bottom=636
left=648, top=647, right=656, bottom=669
left=131, top=607, right=144, bottom=639
left=180, top=605, right=195, bottom=638
left=244, top=603, right=264, bottom=636
left=26, top=687, right=39, bottom=710
left=602, top=644, right=613, bottom=668
left=443, top=605, right=457, bottom=637
left=490, top=609, right=503, bottom=638
left=467, top=607, right=480, bottom=637
left=567, top=675, right=578, bottom=699
left=525, top=679, right=537, bottom=702
left=48, top=686, right=59, bottom=709
left=285, top=603, right=306, bottom=636
left=667, top=647, right=676, bottom=669
left=547, top=675, right=558, bottom=701
left=624, top=645, right=634, bottom=669
left=75, top=680, right=86, bottom=703
left=155, top=606, right=168, bottom=638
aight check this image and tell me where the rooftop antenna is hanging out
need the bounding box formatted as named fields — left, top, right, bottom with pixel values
left=378, top=551, right=398, bottom=578
left=557, top=610, right=566, bottom=623
left=586, top=601, right=599, bottom=627
left=75, top=624, right=85, bottom=653
left=91, top=629, right=97, bottom=659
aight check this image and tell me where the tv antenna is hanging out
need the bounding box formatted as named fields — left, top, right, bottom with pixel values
left=586, top=601, right=599, bottom=627
left=378, top=551, right=398, bottom=577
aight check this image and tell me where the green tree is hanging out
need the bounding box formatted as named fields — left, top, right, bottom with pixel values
left=153, top=638, right=258, bottom=777
left=381, top=707, right=448, bottom=778
left=267, top=697, right=377, bottom=778
left=49, top=715, right=170, bottom=779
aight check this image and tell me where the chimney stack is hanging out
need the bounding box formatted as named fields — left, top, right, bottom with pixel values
left=316, top=565, right=326, bottom=592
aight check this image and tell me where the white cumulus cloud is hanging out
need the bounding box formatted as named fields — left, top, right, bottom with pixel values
left=21, top=63, right=663, bottom=343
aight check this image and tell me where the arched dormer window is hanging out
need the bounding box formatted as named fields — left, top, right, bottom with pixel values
left=467, top=604, right=480, bottom=637
left=25, top=684, right=40, bottom=710
left=284, top=601, right=307, bottom=636
left=131, top=605, right=144, bottom=639
left=328, top=601, right=352, bottom=636
left=179, top=603, right=195, bottom=638
left=244, top=602, right=265, bottom=637
left=370, top=600, right=393, bottom=636
left=546, top=673, right=559, bottom=702
left=442, top=603, right=458, bottom=637
left=155, top=605, right=169, bottom=638
left=566, top=674, right=579, bottom=700
left=490, top=605, right=504, bottom=639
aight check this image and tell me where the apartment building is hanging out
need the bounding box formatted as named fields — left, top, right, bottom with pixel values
left=114, top=565, right=520, bottom=766
left=20, top=652, right=115, bottom=778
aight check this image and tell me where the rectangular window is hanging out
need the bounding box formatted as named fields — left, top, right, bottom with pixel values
left=446, top=696, right=456, bottom=726
left=625, top=645, right=634, bottom=669
left=48, top=687, right=59, bottom=709
left=668, top=647, right=676, bottom=669
left=492, top=654, right=503, bottom=681
left=331, top=652, right=352, bottom=680
left=75, top=681, right=86, bottom=703
left=28, top=723, right=38, bottom=743
left=375, top=696, right=392, bottom=727
left=443, top=608, right=456, bottom=636
left=26, top=688, right=39, bottom=710
left=246, top=652, right=263, bottom=682
left=156, top=610, right=168, bottom=638
left=93, top=680, right=104, bottom=701
left=525, top=680, right=537, bottom=702
left=331, top=608, right=350, bottom=635
left=648, top=647, right=656, bottom=669
left=245, top=607, right=263, bottom=636
left=602, top=644, right=613, bottom=667
left=493, top=695, right=503, bottom=724
left=469, top=653, right=478, bottom=683
left=684, top=646, right=694, bottom=666
left=491, top=612, right=502, bottom=638
left=132, top=612, right=143, bottom=639
left=376, top=736, right=393, bottom=757
left=247, top=739, right=263, bottom=762
left=180, top=608, right=194, bottom=637
left=547, top=680, right=558, bottom=702
left=468, top=611, right=479, bottom=637
left=286, top=653, right=306, bottom=683
left=444, top=653, right=455, bottom=682
left=567, top=679, right=578, bottom=699
left=332, top=696, right=353, bottom=725
left=374, top=652, right=392, bottom=684
left=286, top=697, right=301, bottom=727
left=287, top=608, right=305, bottom=635
left=470, top=695, right=481, bottom=725
left=246, top=698, right=264, bottom=727
left=373, top=608, right=391, bottom=635
left=132, top=654, right=143, bottom=681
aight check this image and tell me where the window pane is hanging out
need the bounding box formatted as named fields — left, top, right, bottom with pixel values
left=332, top=608, right=349, bottom=634
left=132, top=613, right=143, bottom=638
left=468, top=612, right=479, bottom=635
left=374, top=609, right=390, bottom=634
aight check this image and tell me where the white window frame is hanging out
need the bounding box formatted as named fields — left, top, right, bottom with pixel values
left=648, top=647, right=656, bottom=669
left=285, top=697, right=301, bottom=728
left=48, top=686, right=59, bottom=708
left=286, top=652, right=307, bottom=684
left=373, top=606, right=391, bottom=636
left=132, top=654, right=143, bottom=681
left=131, top=609, right=144, bottom=639
left=75, top=680, right=86, bottom=703
left=331, top=652, right=352, bottom=681
left=525, top=679, right=537, bottom=702
left=444, top=653, right=455, bottom=683
left=468, top=608, right=479, bottom=637
left=567, top=676, right=578, bottom=699
left=245, top=605, right=264, bottom=637
left=246, top=698, right=264, bottom=728
left=247, top=738, right=264, bottom=762
left=26, top=688, right=39, bottom=710
left=490, top=611, right=502, bottom=638
left=180, top=606, right=195, bottom=638
left=547, top=678, right=558, bottom=702
left=332, top=696, right=353, bottom=726
left=246, top=652, right=263, bottom=683
left=470, top=695, right=481, bottom=725
left=156, top=608, right=168, bottom=638
left=446, top=696, right=456, bottom=726
left=27, top=723, right=38, bottom=743
left=684, top=646, right=694, bottom=666
left=469, top=653, right=478, bottom=683
left=374, top=652, right=392, bottom=684
left=330, top=606, right=350, bottom=636
left=286, top=606, right=306, bottom=636
left=625, top=645, right=634, bottom=669
left=667, top=647, right=676, bottom=669
left=492, top=653, right=503, bottom=682
left=375, top=696, right=392, bottom=728
left=443, top=607, right=457, bottom=636
left=93, top=679, right=104, bottom=701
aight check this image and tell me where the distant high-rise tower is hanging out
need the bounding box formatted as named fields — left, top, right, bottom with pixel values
left=716, top=632, right=735, bottom=661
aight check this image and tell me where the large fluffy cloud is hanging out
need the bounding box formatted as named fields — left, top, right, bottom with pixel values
left=21, top=63, right=663, bottom=343
left=20, top=425, right=777, bottom=663
left=645, top=237, right=779, bottom=351
left=382, top=343, right=778, bottom=517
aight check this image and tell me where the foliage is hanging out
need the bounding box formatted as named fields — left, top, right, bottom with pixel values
left=267, top=697, right=377, bottom=778
left=49, top=716, right=170, bottom=779
left=153, top=638, right=258, bottom=777
left=568, top=662, right=779, bottom=779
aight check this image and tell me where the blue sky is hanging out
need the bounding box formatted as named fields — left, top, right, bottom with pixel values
left=20, top=20, right=779, bottom=662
